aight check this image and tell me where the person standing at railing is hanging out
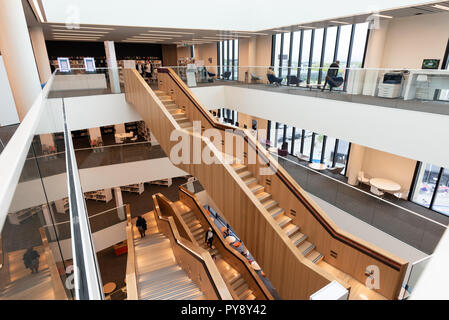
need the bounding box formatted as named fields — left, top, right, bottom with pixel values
left=322, top=61, right=340, bottom=92
left=136, top=216, right=147, bottom=238
left=23, top=247, right=40, bottom=274
left=205, top=228, right=214, bottom=249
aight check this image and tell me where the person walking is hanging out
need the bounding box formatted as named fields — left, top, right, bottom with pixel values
left=144, top=60, right=152, bottom=79
left=23, top=247, right=40, bottom=274
left=136, top=215, right=147, bottom=238
left=322, top=61, right=340, bottom=92
left=205, top=228, right=214, bottom=249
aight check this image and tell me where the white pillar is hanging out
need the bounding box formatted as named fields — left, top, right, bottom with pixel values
left=346, top=144, right=366, bottom=186
left=0, top=0, right=42, bottom=121
left=114, top=187, right=125, bottom=220
left=29, top=26, right=52, bottom=84
left=104, top=41, right=121, bottom=93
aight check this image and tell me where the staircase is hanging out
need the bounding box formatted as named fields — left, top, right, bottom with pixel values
left=232, top=164, right=324, bottom=264
left=0, top=268, right=54, bottom=300
left=134, top=232, right=206, bottom=300
left=174, top=202, right=256, bottom=300
left=154, top=91, right=194, bottom=132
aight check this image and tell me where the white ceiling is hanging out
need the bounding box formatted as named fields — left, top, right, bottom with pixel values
left=23, top=0, right=449, bottom=45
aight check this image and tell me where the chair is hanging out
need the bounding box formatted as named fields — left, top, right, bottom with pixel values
left=251, top=73, right=262, bottom=82
left=286, top=75, right=302, bottom=87
left=267, top=73, right=282, bottom=86
left=357, top=171, right=370, bottom=185
left=222, top=71, right=231, bottom=80
left=370, top=185, right=384, bottom=197
left=327, top=76, right=344, bottom=90
left=278, top=142, right=289, bottom=157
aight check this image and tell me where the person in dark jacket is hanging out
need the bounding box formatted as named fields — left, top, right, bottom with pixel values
left=23, top=247, right=40, bottom=274
left=136, top=216, right=147, bottom=238
left=322, top=61, right=340, bottom=92
left=205, top=228, right=214, bottom=248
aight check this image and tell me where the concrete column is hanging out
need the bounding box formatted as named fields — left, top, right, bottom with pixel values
left=104, top=41, right=121, bottom=93
left=0, top=0, right=42, bottom=121
left=114, top=187, right=125, bottom=220
left=364, top=19, right=390, bottom=69
left=88, top=127, right=102, bottom=146
left=346, top=144, right=366, bottom=186
left=40, top=133, right=56, bottom=153
left=29, top=26, right=52, bottom=84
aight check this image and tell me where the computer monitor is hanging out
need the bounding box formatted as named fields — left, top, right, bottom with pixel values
left=422, top=59, right=440, bottom=69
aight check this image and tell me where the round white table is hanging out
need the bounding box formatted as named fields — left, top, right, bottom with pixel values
left=250, top=261, right=261, bottom=271
left=225, top=236, right=236, bottom=244
left=369, top=178, right=401, bottom=192
left=308, top=163, right=327, bottom=171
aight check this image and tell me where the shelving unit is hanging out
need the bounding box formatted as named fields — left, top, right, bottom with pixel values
left=137, top=121, right=151, bottom=141
left=149, top=178, right=172, bottom=187
left=8, top=206, right=41, bottom=225
left=84, top=188, right=113, bottom=202
left=121, top=183, right=144, bottom=195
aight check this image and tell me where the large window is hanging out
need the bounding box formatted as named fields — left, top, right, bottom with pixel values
left=433, top=169, right=449, bottom=215
left=335, top=139, right=350, bottom=174
left=217, top=40, right=239, bottom=80
left=271, top=22, right=369, bottom=88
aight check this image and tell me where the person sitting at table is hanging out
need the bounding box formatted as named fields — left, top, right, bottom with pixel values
left=322, top=61, right=340, bottom=92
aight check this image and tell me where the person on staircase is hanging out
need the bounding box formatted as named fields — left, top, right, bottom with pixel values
left=23, top=247, right=40, bottom=274
left=136, top=216, right=147, bottom=238
left=205, top=228, right=214, bottom=249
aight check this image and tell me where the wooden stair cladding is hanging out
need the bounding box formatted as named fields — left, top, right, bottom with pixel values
left=231, top=163, right=324, bottom=265
left=154, top=90, right=194, bottom=132
left=177, top=201, right=256, bottom=300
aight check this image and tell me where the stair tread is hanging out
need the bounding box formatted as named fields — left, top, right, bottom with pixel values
left=306, top=250, right=324, bottom=264
left=297, top=241, right=315, bottom=256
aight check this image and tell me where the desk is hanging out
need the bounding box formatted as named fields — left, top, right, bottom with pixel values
left=369, top=178, right=401, bottom=192
left=308, top=163, right=327, bottom=171
left=403, top=70, right=449, bottom=100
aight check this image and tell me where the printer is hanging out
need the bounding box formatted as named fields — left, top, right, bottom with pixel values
left=377, top=72, right=404, bottom=98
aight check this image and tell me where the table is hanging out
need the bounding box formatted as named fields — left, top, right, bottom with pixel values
left=308, top=163, right=328, bottom=171
left=251, top=261, right=261, bottom=271
left=103, top=282, right=116, bottom=295
left=403, top=70, right=449, bottom=100
left=369, top=178, right=401, bottom=192
left=225, top=236, right=236, bottom=244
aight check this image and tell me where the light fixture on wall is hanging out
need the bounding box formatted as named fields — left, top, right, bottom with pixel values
left=433, top=4, right=449, bottom=11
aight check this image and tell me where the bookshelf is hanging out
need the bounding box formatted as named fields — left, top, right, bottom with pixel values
left=149, top=178, right=172, bottom=187
left=8, top=206, right=41, bottom=225
left=84, top=188, right=113, bottom=202
left=137, top=121, right=151, bottom=141
left=121, top=183, right=144, bottom=195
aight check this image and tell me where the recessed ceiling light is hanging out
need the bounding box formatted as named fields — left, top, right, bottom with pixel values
left=371, top=13, right=393, bottom=18
left=147, top=30, right=195, bottom=35
left=231, top=31, right=269, bottom=36
left=203, top=37, right=236, bottom=40
left=433, top=4, right=449, bottom=11
left=131, top=36, right=173, bottom=40
left=215, top=34, right=250, bottom=38
left=329, top=20, right=350, bottom=24
left=297, top=25, right=315, bottom=29
left=273, top=29, right=288, bottom=32
left=52, top=29, right=109, bottom=34
left=51, top=25, right=115, bottom=30
left=52, top=37, right=101, bottom=41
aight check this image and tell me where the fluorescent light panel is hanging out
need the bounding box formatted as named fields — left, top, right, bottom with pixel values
left=130, top=37, right=172, bottom=40
left=52, top=29, right=109, bottom=34
left=297, top=25, right=315, bottom=29
left=372, top=13, right=393, bottom=18
left=141, top=33, right=182, bottom=37
left=147, top=30, right=195, bottom=35
left=330, top=20, right=350, bottom=24
left=433, top=4, right=449, bottom=11
left=53, top=37, right=101, bottom=41
left=52, top=33, right=102, bottom=37
left=31, top=0, right=45, bottom=22
left=50, top=25, right=115, bottom=30
left=215, top=34, right=250, bottom=38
